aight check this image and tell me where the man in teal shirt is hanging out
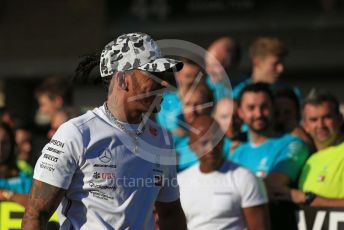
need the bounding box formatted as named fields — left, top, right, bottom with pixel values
left=230, top=82, right=309, bottom=230
left=231, top=83, right=309, bottom=186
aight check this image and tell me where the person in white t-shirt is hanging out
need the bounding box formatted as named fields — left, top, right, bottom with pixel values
left=22, top=33, right=187, bottom=230
left=178, top=116, right=269, bottom=230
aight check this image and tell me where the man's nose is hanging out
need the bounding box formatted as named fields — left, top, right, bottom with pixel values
left=316, top=118, right=326, bottom=128
left=254, top=108, right=263, bottom=117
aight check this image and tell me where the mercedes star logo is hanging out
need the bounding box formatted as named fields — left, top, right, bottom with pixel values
left=99, top=149, right=112, bottom=163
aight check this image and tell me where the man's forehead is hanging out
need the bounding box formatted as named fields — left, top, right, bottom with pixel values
left=242, top=91, right=271, bottom=103
left=304, top=102, right=333, bottom=115
left=183, top=92, right=203, bottom=103
left=216, top=99, right=233, bottom=110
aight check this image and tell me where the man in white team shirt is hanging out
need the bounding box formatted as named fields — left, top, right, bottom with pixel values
left=22, top=33, right=187, bottom=230
left=178, top=116, right=269, bottom=230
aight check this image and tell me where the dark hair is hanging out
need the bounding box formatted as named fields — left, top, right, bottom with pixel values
left=303, top=89, right=341, bottom=115
left=0, top=122, right=17, bottom=169
left=73, top=53, right=113, bottom=94
left=274, top=87, right=301, bottom=122
left=181, top=82, right=214, bottom=105
left=35, top=77, right=72, bottom=105
left=238, top=82, right=274, bottom=106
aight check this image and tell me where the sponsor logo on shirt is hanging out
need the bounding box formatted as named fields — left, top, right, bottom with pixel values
left=89, top=181, right=116, bottom=190
left=50, top=139, right=65, bottom=148
left=149, top=125, right=157, bottom=136
left=39, top=162, right=55, bottom=172
left=93, top=164, right=116, bottom=168
left=99, top=149, right=112, bottom=163
left=287, top=142, right=302, bottom=160
left=93, top=172, right=101, bottom=179
left=46, top=147, right=64, bottom=155
left=90, top=191, right=114, bottom=200
left=318, top=166, right=328, bottom=182
left=318, top=175, right=326, bottom=182
left=43, top=153, right=59, bottom=162
left=93, top=172, right=116, bottom=180
left=256, top=171, right=266, bottom=178
left=257, top=157, right=268, bottom=175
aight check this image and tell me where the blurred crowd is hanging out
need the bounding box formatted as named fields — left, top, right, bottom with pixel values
left=0, top=35, right=344, bottom=229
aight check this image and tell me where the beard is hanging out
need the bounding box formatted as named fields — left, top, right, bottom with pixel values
left=248, top=117, right=270, bottom=133
left=134, top=96, right=163, bottom=115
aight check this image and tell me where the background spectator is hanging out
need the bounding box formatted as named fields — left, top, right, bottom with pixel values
left=233, top=37, right=290, bottom=99
left=47, top=107, right=80, bottom=139
left=205, top=36, right=237, bottom=101
left=274, top=91, right=344, bottom=207
left=213, top=97, right=245, bottom=155
left=232, top=83, right=309, bottom=230
left=157, top=59, right=203, bottom=134
left=0, top=122, right=31, bottom=206
left=35, top=77, right=72, bottom=124
left=174, top=83, right=214, bottom=171
left=274, top=88, right=316, bottom=153
left=15, top=125, right=34, bottom=175
left=178, top=116, right=269, bottom=230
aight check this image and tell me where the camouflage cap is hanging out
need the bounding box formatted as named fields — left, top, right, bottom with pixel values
left=100, top=32, right=183, bottom=77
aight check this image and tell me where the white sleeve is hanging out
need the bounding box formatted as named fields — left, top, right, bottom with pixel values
left=235, top=167, right=268, bottom=208
left=33, top=122, right=84, bottom=189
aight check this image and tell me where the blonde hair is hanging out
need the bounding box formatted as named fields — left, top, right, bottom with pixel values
left=249, top=37, right=287, bottom=60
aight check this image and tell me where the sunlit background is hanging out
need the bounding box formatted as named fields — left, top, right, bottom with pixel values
left=0, top=0, right=344, bottom=125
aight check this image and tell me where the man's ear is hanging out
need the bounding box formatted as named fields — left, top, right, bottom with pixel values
left=116, top=72, right=128, bottom=91
left=237, top=107, right=244, bottom=120
left=303, top=119, right=310, bottom=133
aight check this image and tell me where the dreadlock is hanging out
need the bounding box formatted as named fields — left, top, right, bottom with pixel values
left=73, top=53, right=113, bottom=94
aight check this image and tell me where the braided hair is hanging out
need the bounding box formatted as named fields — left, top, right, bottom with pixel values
left=73, top=53, right=113, bottom=94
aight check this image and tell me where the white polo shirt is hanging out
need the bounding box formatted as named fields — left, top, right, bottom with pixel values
left=34, top=106, right=179, bottom=230
left=178, top=161, right=268, bottom=230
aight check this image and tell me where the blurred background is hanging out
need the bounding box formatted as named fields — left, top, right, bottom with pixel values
left=0, top=0, right=344, bottom=131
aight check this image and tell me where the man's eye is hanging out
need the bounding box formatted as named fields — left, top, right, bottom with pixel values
left=247, top=106, right=255, bottom=111
left=201, top=141, right=208, bottom=145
